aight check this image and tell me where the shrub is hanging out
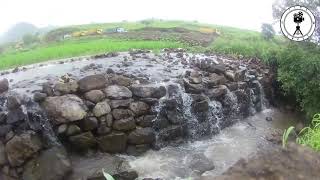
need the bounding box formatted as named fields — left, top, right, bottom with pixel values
left=276, top=43, right=320, bottom=117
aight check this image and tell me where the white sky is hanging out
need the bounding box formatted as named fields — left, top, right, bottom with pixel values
left=0, top=0, right=276, bottom=35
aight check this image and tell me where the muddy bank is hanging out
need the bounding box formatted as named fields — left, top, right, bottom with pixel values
left=0, top=49, right=296, bottom=180
left=214, top=143, right=320, bottom=180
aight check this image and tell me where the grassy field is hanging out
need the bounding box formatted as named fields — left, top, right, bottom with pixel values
left=0, top=38, right=184, bottom=69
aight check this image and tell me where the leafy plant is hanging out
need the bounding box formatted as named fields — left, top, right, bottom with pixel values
left=283, top=113, right=320, bottom=151
left=102, top=169, right=115, bottom=180
left=282, top=126, right=295, bottom=148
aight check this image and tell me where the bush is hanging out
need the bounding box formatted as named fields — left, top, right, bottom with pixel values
left=261, top=23, right=275, bottom=40
left=276, top=43, right=320, bottom=117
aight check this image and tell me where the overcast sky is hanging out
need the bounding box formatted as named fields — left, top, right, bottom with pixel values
left=0, top=0, right=276, bottom=35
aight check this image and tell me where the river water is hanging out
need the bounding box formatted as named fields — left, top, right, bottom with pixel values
left=124, top=108, right=299, bottom=180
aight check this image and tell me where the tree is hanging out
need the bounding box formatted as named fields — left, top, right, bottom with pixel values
left=261, top=23, right=276, bottom=40
left=140, top=19, right=152, bottom=27
left=272, top=0, right=320, bottom=42
left=22, top=33, right=39, bottom=45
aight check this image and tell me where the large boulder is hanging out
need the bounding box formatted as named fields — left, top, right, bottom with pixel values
left=184, top=79, right=205, bottom=94
left=84, top=90, right=105, bottom=103
left=130, top=84, right=166, bottom=98
left=22, top=147, right=72, bottom=180
left=5, top=131, right=42, bottom=166
left=129, top=101, right=150, bottom=116
left=78, top=74, right=107, bottom=92
left=128, top=128, right=156, bottom=145
left=206, top=85, right=228, bottom=99
left=104, top=85, right=132, bottom=100
left=98, top=132, right=127, bottom=153
left=0, top=78, right=9, bottom=94
left=113, top=117, right=136, bottom=131
left=42, top=94, right=87, bottom=124
left=93, top=100, right=111, bottom=117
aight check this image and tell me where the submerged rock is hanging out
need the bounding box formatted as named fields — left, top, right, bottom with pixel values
left=128, top=128, right=156, bottom=145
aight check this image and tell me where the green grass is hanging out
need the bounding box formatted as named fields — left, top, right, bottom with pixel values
left=0, top=38, right=185, bottom=70
left=283, top=114, right=320, bottom=151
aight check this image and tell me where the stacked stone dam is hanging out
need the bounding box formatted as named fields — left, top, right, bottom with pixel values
left=0, top=49, right=274, bottom=180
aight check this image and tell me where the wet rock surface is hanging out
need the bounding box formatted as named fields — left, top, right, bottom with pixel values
left=0, top=50, right=277, bottom=180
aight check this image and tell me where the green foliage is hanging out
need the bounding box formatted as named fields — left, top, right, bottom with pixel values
left=22, top=33, right=39, bottom=45
left=285, top=114, right=320, bottom=151
left=44, top=27, right=79, bottom=42
left=282, top=126, right=296, bottom=148
left=102, top=169, right=115, bottom=180
left=261, top=23, right=275, bottom=40
left=277, top=43, right=320, bottom=117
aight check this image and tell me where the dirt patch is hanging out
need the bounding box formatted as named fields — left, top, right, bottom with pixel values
left=212, top=143, right=320, bottom=180
left=108, top=27, right=218, bottom=46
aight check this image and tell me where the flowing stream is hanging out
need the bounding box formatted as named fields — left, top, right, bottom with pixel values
left=124, top=108, right=300, bottom=180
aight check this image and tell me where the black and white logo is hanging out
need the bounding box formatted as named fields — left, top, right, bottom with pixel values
left=280, top=5, right=316, bottom=41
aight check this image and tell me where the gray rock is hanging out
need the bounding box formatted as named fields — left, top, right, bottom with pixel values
left=78, top=74, right=107, bottom=92
left=0, top=78, right=9, bottom=94
left=184, top=79, right=204, bottom=94
left=97, top=122, right=111, bottom=136
left=206, top=85, right=228, bottom=99
left=22, top=147, right=72, bottom=180
left=113, top=117, right=136, bottom=131
left=224, top=71, right=235, bottom=81
left=204, top=73, right=227, bottom=88
left=128, top=128, right=156, bottom=145
left=33, top=92, right=47, bottom=102
left=109, top=75, right=132, bottom=87
left=6, top=96, right=21, bottom=110
left=66, top=124, right=81, bottom=136
left=69, top=132, right=96, bottom=151
left=209, top=64, right=226, bottom=74
left=0, top=141, right=7, bottom=166
left=110, top=99, right=133, bottom=109
left=42, top=83, right=54, bottom=96
left=187, top=153, right=215, bottom=174
left=7, top=107, right=27, bottom=124
left=81, top=117, right=98, bottom=131
left=54, top=81, right=78, bottom=94
left=42, top=95, right=87, bottom=124
left=5, top=131, right=42, bottom=167
left=136, top=115, right=156, bottom=127
left=129, top=101, right=150, bottom=116
left=57, top=124, right=68, bottom=135
left=158, top=125, right=185, bottom=141
left=84, top=90, right=105, bottom=103
left=98, top=132, right=127, bottom=153
left=112, top=109, right=134, bottom=120
left=0, top=125, right=12, bottom=137
left=93, top=100, right=111, bottom=117
left=126, top=144, right=150, bottom=156
left=130, top=84, right=166, bottom=98
left=105, top=85, right=132, bottom=100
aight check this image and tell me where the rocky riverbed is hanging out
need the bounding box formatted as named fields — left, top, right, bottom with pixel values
left=0, top=49, right=303, bottom=180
